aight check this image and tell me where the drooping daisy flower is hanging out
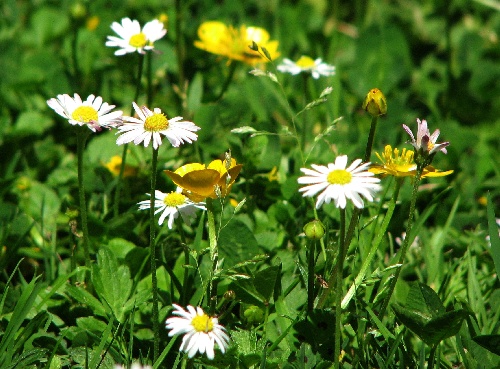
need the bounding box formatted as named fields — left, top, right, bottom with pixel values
left=277, top=56, right=335, bottom=79
left=298, top=155, right=381, bottom=209
left=137, top=188, right=205, bottom=229
left=106, top=18, right=167, bottom=55
left=403, top=118, right=449, bottom=156
left=164, top=157, right=243, bottom=201
left=165, top=304, right=230, bottom=360
left=369, top=145, right=453, bottom=178
left=194, top=21, right=280, bottom=65
left=47, top=93, right=123, bottom=132
left=116, top=102, right=200, bottom=149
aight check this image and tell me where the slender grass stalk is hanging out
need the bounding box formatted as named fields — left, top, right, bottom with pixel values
left=378, top=164, right=424, bottom=317
left=307, top=239, right=316, bottom=312
left=341, top=178, right=402, bottom=308
left=76, top=128, right=91, bottom=274
left=334, top=208, right=346, bottom=369
left=214, top=62, right=238, bottom=101
left=113, top=54, right=145, bottom=218
left=175, top=217, right=191, bottom=306
left=149, top=145, right=160, bottom=362
left=206, top=198, right=218, bottom=315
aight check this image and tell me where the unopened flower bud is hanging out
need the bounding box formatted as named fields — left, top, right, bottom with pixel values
left=243, top=305, right=264, bottom=325
left=303, top=220, right=325, bottom=240
left=363, top=88, right=387, bottom=117
left=70, top=3, right=87, bottom=20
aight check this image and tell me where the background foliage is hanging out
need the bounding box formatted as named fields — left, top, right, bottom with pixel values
left=1, top=0, right=499, bottom=368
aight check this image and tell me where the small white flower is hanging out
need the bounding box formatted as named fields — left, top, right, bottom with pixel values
left=137, top=188, right=205, bottom=229
left=114, top=364, right=151, bottom=369
left=116, top=102, right=200, bottom=149
left=277, top=56, right=335, bottom=79
left=106, top=18, right=167, bottom=55
left=165, top=304, right=230, bottom=360
left=403, top=118, right=449, bottom=155
left=298, top=155, right=381, bottom=209
left=47, top=93, right=123, bottom=132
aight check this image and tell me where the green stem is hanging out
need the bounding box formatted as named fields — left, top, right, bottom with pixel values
left=334, top=208, right=346, bottom=369
left=428, top=344, right=438, bottom=369
left=76, top=129, right=91, bottom=274
left=307, top=240, right=316, bottom=312
left=113, top=54, right=145, bottom=218
left=149, top=146, right=159, bottom=362
left=378, top=165, right=424, bottom=318
left=214, top=62, right=238, bottom=101
left=316, top=115, right=379, bottom=307
left=176, top=217, right=191, bottom=306
left=206, top=198, right=218, bottom=314
left=341, top=178, right=402, bottom=309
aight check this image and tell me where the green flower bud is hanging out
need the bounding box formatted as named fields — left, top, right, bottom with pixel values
left=363, top=88, right=387, bottom=117
left=71, top=3, right=87, bottom=20
left=303, top=219, right=325, bottom=240
left=243, top=305, right=264, bottom=325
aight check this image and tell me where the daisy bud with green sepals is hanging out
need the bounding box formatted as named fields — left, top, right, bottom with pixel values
left=363, top=88, right=387, bottom=117
left=303, top=219, right=326, bottom=240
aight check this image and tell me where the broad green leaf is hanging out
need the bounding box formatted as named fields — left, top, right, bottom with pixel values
left=218, top=220, right=260, bottom=268
left=65, top=284, right=107, bottom=317
left=187, top=72, right=204, bottom=112
left=13, top=111, right=53, bottom=136
left=92, top=247, right=132, bottom=322
left=472, top=335, right=500, bottom=356
left=254, top=266, right=280, bottom=302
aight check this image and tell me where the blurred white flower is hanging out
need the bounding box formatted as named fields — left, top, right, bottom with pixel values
left=106, top=18, right=166, bottom=55
left=277, top=56, right=335, bottom=79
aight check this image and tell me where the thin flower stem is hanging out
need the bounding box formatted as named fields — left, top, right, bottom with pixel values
left=341, top=178, right=402, bottom=309
left=113, top=54, right=145, bottom=218
left=378, top=164, right=424, bottom=318
left=334, top=208, right=346, bottom=369
left=149, top=145, right=160, bottom=362
left=206, top=198, right=218, bottom=315
left=214, top=62, right=238, bottom=101
left=147, top=51, right=153, bottom=106
left=176, top=217, right=191, bottom=306
left=76, top=129, right=91, bottom=274
left=307, top=240, right=316, bottom=312
left=364, top=115, right=378, bottom=163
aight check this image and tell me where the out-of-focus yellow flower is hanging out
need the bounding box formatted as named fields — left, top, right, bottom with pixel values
left=363, top=88, right=387, bottom=117
left=15, top=176, right=31, bottom=191
left=194, top=21, right=280, bottom=65
left=267, top=166, right=279, bottom=182
left=104, top=155, right=138, bottom=177
left=478, top=196, right=488, bottom=206
left=164, top=158, right=243, bottom=201
left=158, top=13, right=169, bottom=27
left=369, top=145, right=453, bottom=178
left=86, top=16, right=100, bottom=31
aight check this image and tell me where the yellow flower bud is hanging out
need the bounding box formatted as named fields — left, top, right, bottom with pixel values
left=363, top=88, right=387, bottom=117
left=303, top=220, right=326, bottom=240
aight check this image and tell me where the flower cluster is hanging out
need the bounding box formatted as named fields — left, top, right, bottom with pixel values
left=194, top=21, right=280, bottom=65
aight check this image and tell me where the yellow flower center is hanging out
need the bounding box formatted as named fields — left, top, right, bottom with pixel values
left=380, top=145, right=414, bottom=166
left=191, top=314, right=214, bottom=332
left=327, top=169, right=352, bottom=185
left=144, top=113, right=169, bottom=132
left=296, top=56, right=316, bottom=69
left=163, top=192, right=186, bottom=207
left=71, top=106, right=98, bottom=123
left=129, top=32, right=147, bottom=48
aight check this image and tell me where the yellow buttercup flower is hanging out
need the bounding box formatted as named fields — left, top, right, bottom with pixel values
left=164, top=158, right=243, bottom=201
left=369, top=145, right=453, bottom=178
left=194, top=21, right=280, bottom=65
left=103, top=155, right=138, bottom=177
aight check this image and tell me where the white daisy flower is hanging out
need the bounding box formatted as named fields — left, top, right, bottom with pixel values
left=277, top=56, right=335, bottom=79
left=298, top=155, right=381, bottom=209
left=106, top=18, right=167, bottom=55
left=114, top=364, right=151, bottom=369
left=137, top=188, right=205, bottom=229
left=403, top=118, right=449, bottom=156
left=47, top=93, right=123, bottom=132
left=165, top=304, right=230, bottom=360
left=116, top=102, right=200, bottom=149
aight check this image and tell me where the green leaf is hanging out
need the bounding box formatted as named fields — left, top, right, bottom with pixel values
left=218, top=220, right=260, bottom=268
left=254, top=266, right=280, bottom=302
left=472, top=335, right=500, bottom=356
left=187, top=72, right=204, bottom=113
left=13, top=111, right=53, bottom=136
left=92, top=247, right=132, bottom=322
left=65, top=284, right=107, bottom=317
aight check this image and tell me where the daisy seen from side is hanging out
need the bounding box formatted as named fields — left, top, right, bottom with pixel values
left=277, top=56, right=335, bottom=79
left=116, top=102, right=200, bottom=149
left=137, top=188, right=205, bottom=229
left=403, top=118, right=449, bottom=156
left=298, top=155, right=381, bottom=209
left=47, top=93, right=123, bottom=132
left=165, top=304, right=230, bottom=360
left=106, top=17, right=167, bottom=55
